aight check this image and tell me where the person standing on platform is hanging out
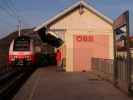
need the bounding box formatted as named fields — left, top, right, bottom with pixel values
left=56, top=49, right=62, bottom=71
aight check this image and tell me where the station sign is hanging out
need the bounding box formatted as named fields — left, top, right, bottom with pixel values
left=76, top=35, right=94, bottom=42
left=114, top=11, right=128, bottom=30
left=113, top=10, right=132, bottom=93
left=114, top=11, right=129, bottom=53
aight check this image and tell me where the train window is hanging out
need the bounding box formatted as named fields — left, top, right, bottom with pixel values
left=13, top=39, right=30, bottom=51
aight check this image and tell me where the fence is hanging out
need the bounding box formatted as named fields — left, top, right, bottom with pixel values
left=92, top=58, right=114, bottom=82
left=91, top=58, right=133, bottom=94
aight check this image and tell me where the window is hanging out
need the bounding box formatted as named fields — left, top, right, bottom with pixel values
left=13, top=38, right=30, bottom=51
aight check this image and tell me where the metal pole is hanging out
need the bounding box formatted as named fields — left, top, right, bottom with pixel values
left=18, top=19, right=21, bottom=37
left=125, top=11, right=132, bottom=93
left=113, top=29, right=118, bottom=86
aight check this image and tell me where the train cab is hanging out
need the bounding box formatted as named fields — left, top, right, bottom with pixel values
left=8, top=36, right=36, bottom=66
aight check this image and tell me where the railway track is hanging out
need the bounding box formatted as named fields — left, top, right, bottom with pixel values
left=0, top=66, right=35, bottom=100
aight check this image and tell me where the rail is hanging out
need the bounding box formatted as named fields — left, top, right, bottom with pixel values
left=0, top=67, right=35, bottom=99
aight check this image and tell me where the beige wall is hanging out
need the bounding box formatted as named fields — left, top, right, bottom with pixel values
left=48, top=7, right=113, bottom=72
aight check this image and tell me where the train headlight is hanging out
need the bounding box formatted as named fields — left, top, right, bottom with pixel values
left=14, top=55, right=17, bottom=59
left=9, top=55, right=15, bottom=61
left=25, top=55, right=32, bottom=61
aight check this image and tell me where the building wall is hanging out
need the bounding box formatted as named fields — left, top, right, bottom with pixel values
left=48, top=7, right=113, bottom=72
left=73, top=34, right=109, bottom=71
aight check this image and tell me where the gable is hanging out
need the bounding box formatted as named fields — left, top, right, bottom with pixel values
left=34, top=1, right=113, bottom=32
left=49, top=7, right=113, bottom=32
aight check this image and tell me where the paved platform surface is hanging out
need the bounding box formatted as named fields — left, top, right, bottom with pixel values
left=13, top=66, right=132, bottom=100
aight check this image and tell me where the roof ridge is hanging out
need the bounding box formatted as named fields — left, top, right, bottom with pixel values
left=34, top=1, right=113, bottom=31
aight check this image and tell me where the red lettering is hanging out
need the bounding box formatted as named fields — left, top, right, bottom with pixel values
left=76, top=35, right=94, bottom=42
left=76, top=36, right=82, bottom=41
left=83, top=35, right=87, bottom=41
left=88, top=36, right=94, bottom=41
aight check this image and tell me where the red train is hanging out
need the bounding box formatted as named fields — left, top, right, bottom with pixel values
left=8, top=36, right=36, bottom=66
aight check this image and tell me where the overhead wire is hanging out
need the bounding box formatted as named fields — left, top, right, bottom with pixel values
left=0, top=0, right=32, bottom=29
left=4, top=0, right=19, bottom=19
left=0, top=0, right=20, bottom=32
left=0, top=4, right=18, bottom=20
left=8, top=0, right=32, bottom=28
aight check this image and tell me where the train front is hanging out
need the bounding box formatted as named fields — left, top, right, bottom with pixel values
left=8, top=36, right=35, bottom=66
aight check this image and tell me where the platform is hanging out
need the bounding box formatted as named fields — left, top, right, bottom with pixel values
left=13, top=66, right=132, bottom=100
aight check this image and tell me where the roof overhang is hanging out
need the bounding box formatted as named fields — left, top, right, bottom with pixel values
left=37, top=29, right=63, bottom=47
left=47, top=33, right=64, bottom=47
left=34, top=1, right=113, bottom=32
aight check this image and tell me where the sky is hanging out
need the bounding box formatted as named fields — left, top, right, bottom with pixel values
left=0, top=0, right=133, bottom=38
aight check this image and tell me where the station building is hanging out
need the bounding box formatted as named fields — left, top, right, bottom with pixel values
left=34, top=1, right=114, bottom=72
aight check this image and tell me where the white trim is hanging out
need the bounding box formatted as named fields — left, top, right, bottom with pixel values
left=47, top=31, right=59, bottom=38
left=34, top=1, right=113, bottom=31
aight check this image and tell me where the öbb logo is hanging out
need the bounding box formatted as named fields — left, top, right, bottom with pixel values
left=76, top=35, right=94, bottom=42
